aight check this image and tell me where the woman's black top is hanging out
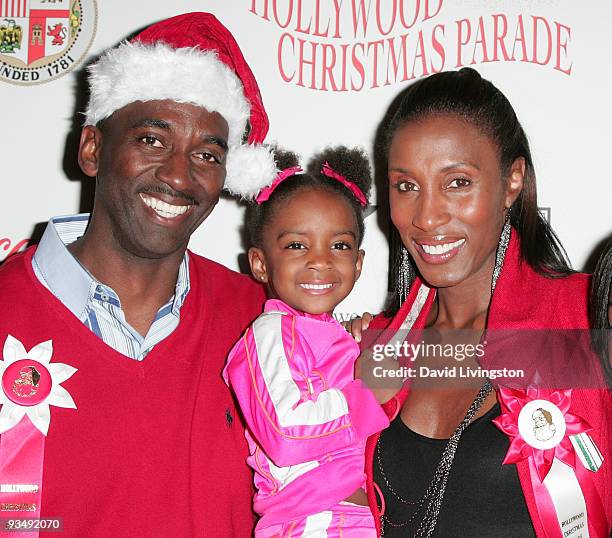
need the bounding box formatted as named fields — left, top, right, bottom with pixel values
left=374, top=403, right=536, bottom=537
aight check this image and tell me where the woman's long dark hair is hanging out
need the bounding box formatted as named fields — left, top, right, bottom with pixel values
left=590, top=240, right=612, bottom=385
left=385, top=67, right=572, bottom=315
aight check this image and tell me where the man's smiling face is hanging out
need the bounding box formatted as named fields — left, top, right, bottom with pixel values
left=79, top=99, right=229, bottom=260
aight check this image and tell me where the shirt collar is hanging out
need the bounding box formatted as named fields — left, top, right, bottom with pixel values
left=32, top=214, right=94, bottom=319
left=172, top=255, right=190, bottom=314
left=33, top=213, right=190, bottom=318
left=264, top=298, right=334, bottom=323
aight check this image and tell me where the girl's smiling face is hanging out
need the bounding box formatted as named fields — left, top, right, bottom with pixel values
left=249, top=187, right=364, bottom=315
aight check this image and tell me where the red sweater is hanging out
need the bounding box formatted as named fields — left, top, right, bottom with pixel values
left=0, top=247, right=265, bottom=537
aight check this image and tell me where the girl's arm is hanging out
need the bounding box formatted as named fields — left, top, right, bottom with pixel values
left=224, top=312, right=388, bottom=468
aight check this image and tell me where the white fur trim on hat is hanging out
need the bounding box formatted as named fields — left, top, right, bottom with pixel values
left=225, top=144, right=278, bottom=199
left=84, top=41, right=249, bottom=149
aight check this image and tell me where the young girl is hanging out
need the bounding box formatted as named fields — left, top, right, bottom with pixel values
left=224, top=147, right=389, bottom=537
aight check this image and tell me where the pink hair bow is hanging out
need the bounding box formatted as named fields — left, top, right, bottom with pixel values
left=255, top=166, right=303, bottom=204
left=321, top=162, right=367, bottom=207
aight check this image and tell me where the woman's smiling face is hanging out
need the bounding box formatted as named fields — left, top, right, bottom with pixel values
left=388, top=113, right=524, bottom=290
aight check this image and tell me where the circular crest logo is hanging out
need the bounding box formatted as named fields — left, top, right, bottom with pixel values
left=0, top=0, right=97, bottom=85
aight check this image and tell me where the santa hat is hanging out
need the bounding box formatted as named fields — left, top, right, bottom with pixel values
left=84, top=12, right=277, bottom=199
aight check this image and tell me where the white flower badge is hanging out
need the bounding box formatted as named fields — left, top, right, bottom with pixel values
left=0, top=335, right=77, bottom=436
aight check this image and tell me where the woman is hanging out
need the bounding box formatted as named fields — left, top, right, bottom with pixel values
left=361, top=68, right=610, bottom=537
left=591, top=240, right=612, bottom=386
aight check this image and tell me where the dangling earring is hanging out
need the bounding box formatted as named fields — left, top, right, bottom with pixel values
left=491, top=209, right=512, bottom=293
left=397, top=246, right=413, bottom=305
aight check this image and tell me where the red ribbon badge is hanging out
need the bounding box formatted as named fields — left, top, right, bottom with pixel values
left=493, top=387, right=590, bottom=482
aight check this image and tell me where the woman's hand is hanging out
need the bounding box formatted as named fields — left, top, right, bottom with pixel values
left=355, top=346, right=404, bottom=404
left=345, top=312, right=402, bottom=403
left=342, top=312, right=373, bottom=343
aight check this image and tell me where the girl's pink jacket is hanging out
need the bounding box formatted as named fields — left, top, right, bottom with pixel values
left=224, top=299, right=389, bottom=529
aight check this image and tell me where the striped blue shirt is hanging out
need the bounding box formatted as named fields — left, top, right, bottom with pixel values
left=32, top=214, right=190, bottom=360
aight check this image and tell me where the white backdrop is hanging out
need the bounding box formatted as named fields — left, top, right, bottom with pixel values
left=2, top=0, right=611, bottom=318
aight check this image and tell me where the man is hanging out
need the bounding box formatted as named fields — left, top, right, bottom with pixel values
left=0, top=12, right=276, bottom=536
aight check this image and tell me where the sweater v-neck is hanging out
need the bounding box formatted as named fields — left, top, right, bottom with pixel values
left=19, top=247, right=209, bottom=375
